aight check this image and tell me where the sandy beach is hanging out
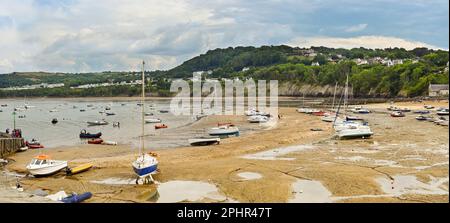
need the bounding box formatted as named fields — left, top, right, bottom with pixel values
left=1, top=100, right=448, bottom=203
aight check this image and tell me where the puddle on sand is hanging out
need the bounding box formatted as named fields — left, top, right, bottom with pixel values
left=156, top=180, right=227, bottom=203
left=237, top=172, right=262, bottom=180
left=335, top=156, right=401, bottom=168
left=241, top=145, right=315, bottom=161
left=376, top=175, right=449, bottom=196
left=289, top=179, right=332, bottom=203
left=91, top=178, right=136, bottom=185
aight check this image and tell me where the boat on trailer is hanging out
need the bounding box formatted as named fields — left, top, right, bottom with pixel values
left=188, top=137, right=220, bottom=146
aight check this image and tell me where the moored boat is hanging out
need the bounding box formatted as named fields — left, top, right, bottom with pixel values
left=437, top=108, right=449, bottom=116
left=188, top=137, right=220, bottom=146
left=51, top=118, right=58, bottom=124
left=155, top=124, right=168, bottom=129
left=248, top=115, right=269, bottom=123
left=26, top=155, right=68, bottom=176
left=88, top=138, right=103, bottom=144
left=338, top=127, right=373, bottom=139
left=415, top=115, right=428, bottom=121
left=208, top=124, right=240, bottom=136
left=79, top=129, right=102, bottom=138
left=66, top=163, right=93, bottom=175
left=61, top=192, right=92, bottom=203
left=145, top=118, right=161, bottom=123
left=87, top=120, right=108, bottom=126
left=391, top=111, right=405, bottom=117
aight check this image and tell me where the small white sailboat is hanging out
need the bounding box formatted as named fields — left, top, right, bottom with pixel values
left=145, top=118, right=161, bottom=123
left=26, top=154, right=68, bottom=176
left=132, top=61, right=159, bottom=184
left=248, top=115, right=269, bottom=123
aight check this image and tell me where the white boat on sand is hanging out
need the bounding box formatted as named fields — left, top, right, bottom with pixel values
left=337, top=127, right=373, bottom=139
left=248, top=115, right=269, bottom=123
left=26, top=154, right=68, bottom=176
left=87, top=120, right=109, bottom=125
left=208, top=124, right=240, bottom=136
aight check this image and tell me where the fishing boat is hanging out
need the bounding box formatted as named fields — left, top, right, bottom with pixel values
left=337, top=126, right=373, bottom=139
left=87, top=120, right=108, bottom=126
left=88, top=138, right=103, bottom=144
left=188, top=137, right=220, bottom=146
left=145, top=118, right=161, bottom=123
left=159, top=110, right=169, bottom=113
left=391, top=111, right=405, bottom=117
left=145, top=112, right=154, bottom=116
left=51, top=118, right=58, bottom=124
left=208, top=124, right=240, bottom=136
left=79, top=129, right=102, bottom=138
left=155, top=124, right=168, bottom=129
left=248, top=115, right=269, bottom=123
left=61, top=192, right=92, bottom=203
left=26, top=154, right=68, bottom=177
left=80, top=109, right=86, bottom=112
left=66, top=163, right=93, bottom=175
left=105, top=112, right=116, bottom=116
left=132, top=61, right=159, bottom=184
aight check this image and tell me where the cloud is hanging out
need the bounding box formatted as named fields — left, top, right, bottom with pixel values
left=289, top=35, right=440, bottom=50
left=345, top=24, right=368, bottom=33
left=0, top=0, right=447, bottom=73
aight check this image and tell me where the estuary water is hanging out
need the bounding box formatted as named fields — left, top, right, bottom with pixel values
left=0, top=98, right=196, bottom=149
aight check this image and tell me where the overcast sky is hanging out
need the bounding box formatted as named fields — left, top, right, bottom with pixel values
left=0, top=0, right=448, bottom=73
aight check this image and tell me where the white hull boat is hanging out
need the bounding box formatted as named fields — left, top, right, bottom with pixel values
left=26, top=155, right=68, bottom=176
left=248, top=115, right=269, bottom=123
left=208, top=125, right=240, bottom=136
left=87, top=120, right=109, bottom=125
left=145, top=118, right=161, bottom=123
left=321, top=115, right=336, bottom=122
left=338, top=127, right=373, bottom=139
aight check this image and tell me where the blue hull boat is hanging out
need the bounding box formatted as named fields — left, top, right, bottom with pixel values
left=133, top=163, right=158, bottom=177
left=62, top=192, right=92, bottom=203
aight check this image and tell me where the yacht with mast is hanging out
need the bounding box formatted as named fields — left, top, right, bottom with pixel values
left=131, top=61, right=159, bottom=184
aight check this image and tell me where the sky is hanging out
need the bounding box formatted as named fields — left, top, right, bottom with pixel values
left=0, top=0, right=448, bottom=73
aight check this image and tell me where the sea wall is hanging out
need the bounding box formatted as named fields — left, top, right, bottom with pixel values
left=0, top=138, right=24, bottom=158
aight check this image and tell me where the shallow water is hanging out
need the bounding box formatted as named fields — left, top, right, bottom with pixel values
left=156, top=180, right=227, bottom=203
left=241, top=145, right=315, bottom=160
left=289, top=179, right=332, bottom=203
left=376, top=175, right=449, bottom=196
left=237, top=172, right=262, bottom=180
left=0, top=99, right=196, bottom=148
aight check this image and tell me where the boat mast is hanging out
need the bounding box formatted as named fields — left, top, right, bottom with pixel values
left=343, top=74, right=349, bottom=116
left=140, top=61, right=145, bottom=155
left=331, top=82, right=338, bottom=111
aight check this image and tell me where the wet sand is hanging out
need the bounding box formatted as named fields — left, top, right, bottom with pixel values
left=2, top=100, right=448, bottom=203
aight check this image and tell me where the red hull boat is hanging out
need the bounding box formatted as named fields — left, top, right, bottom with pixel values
left=88, top=139, right=104, bottom=144
left=155, top=124, right=168, bottom=129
